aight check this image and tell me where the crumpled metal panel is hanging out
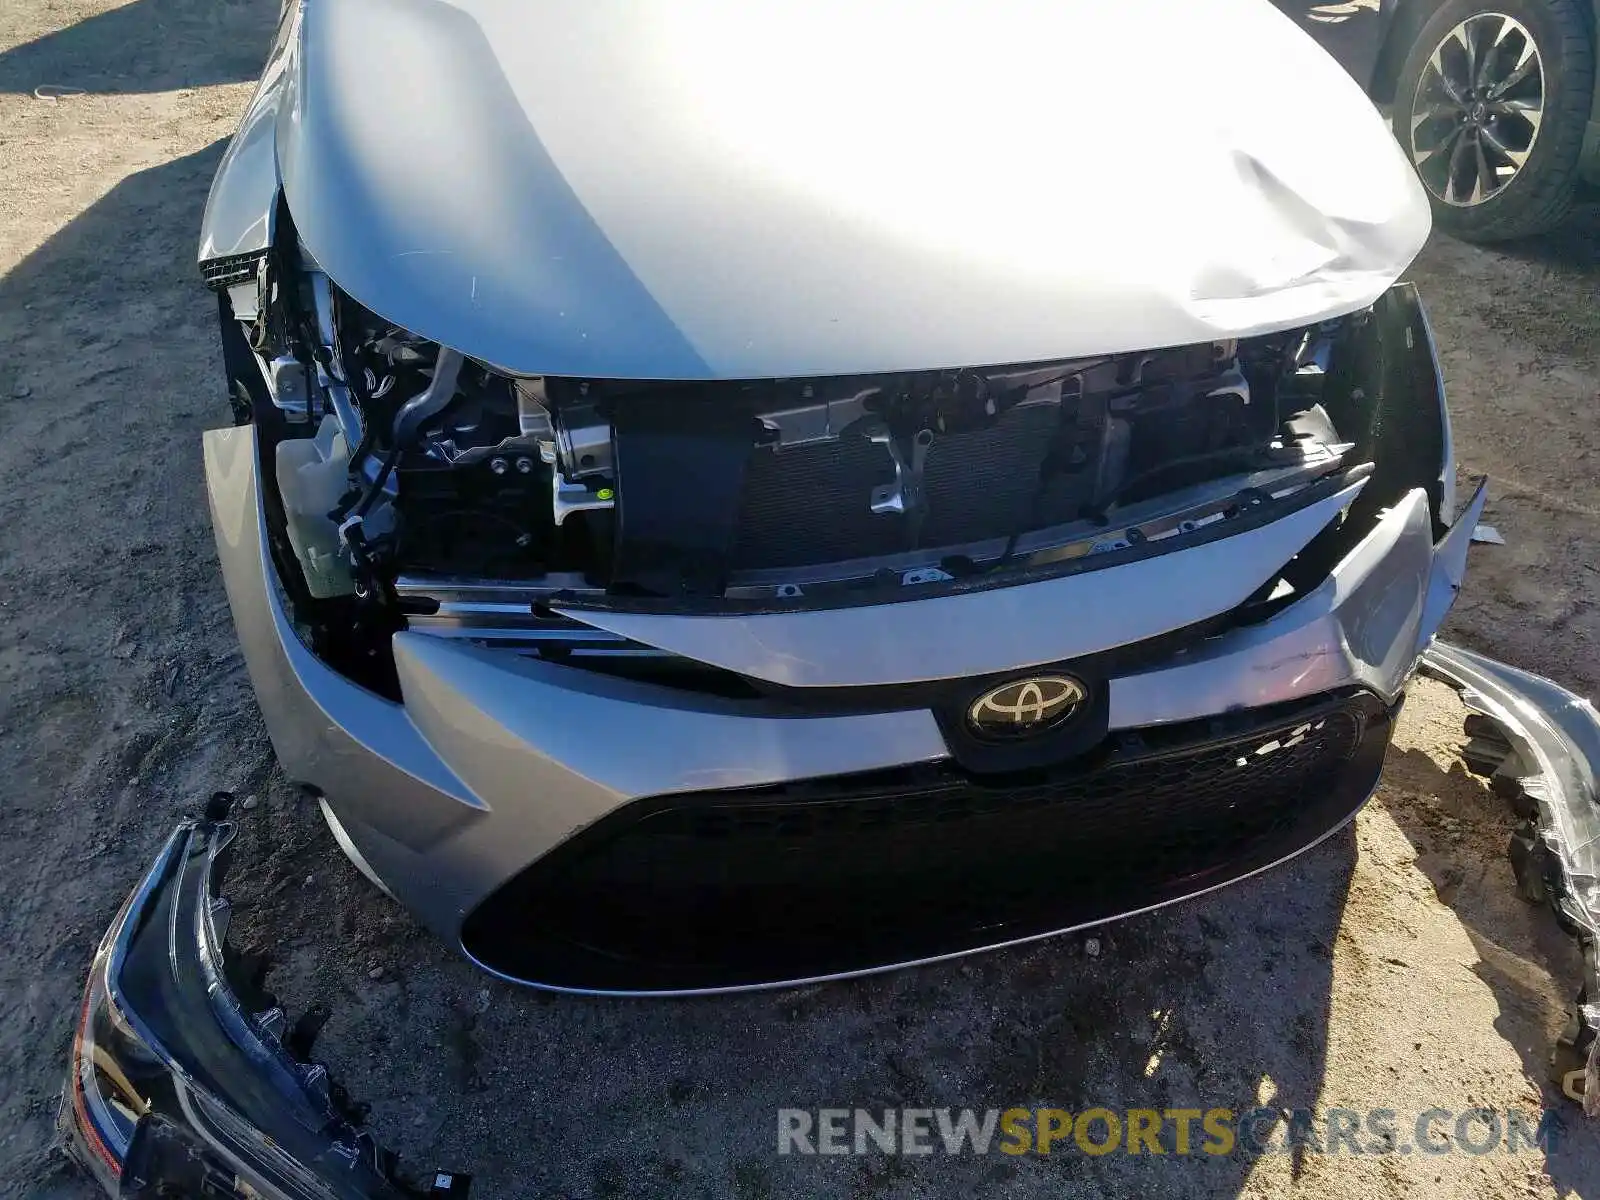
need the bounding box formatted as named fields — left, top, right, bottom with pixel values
left=195, top=0, right=298, bottom=264
left=276, top=0, right=1429, bottom=379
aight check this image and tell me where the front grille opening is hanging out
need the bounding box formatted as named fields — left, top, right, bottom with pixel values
left=463, top=691, right=1392, bottom=991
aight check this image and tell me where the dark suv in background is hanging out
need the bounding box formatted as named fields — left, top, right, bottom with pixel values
left=1293, top=0, right=1600, bottom=240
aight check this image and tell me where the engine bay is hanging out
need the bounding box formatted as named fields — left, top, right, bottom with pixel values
left=225, top=250, right=1374, bottom=632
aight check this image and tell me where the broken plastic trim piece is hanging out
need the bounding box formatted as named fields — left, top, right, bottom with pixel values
left=553, top=474, right=1371, bottom=687
left=1420, top=643, right=1600, bottom=1115
left=61, top=806, right=468, bottom=1199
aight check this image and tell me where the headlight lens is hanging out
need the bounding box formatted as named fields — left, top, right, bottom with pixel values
left=67, top=947, right=155, bottom=1190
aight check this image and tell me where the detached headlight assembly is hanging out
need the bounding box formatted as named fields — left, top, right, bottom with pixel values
left=61, top=817, right=469, bottom=1200
left=65, top=934, right=157, bottom=1192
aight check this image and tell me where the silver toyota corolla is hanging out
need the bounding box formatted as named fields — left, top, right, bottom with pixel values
left=198, top=0, right=1486, bottom=994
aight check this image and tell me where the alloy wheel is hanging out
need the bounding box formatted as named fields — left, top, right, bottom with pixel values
left=1409, top=12, right=1546, bottom=206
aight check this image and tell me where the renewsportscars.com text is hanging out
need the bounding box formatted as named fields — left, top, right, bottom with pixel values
left=778, top=1106, right=1560, bottom=1157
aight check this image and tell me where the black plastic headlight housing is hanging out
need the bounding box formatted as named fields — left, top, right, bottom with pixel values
left=60, top=813, right=467, bottom=1200
left=65, top=918, right=153, bottom=1192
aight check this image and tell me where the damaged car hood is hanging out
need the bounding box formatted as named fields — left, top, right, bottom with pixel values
left=277, top=0, right=1432, bottom=380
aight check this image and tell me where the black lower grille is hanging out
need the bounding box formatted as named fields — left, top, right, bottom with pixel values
left=464, top=692, right=1393, bottom=991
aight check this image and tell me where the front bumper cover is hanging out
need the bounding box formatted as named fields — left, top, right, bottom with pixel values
left=203, top=276, right=1487, bottom=991
left=204, top=404, right=1487, bottom=992
left=60, top=809, right=465, bottom=1199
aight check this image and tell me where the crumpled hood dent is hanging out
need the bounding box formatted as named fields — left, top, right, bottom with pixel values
left=280, top=0, right=1431, bottom=380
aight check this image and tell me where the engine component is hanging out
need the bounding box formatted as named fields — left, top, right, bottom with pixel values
left=311, top=272, right=364, bottom=451
left=543, top=390, right=619, bottom=528
left=756, top=385, right=879, bottom=449
left=552, top=471, right=614, bottom=527
left=237, top=272, right=1359, bottom=609
left=516, top=378, right=555, bottom=448
left=265, top=356, right=310, bottom=422
left=865, top=422, right=935, bottom=519
left=555, top=407, right=613, bottom=480
left=393, top=348, right=465, bottom=447
left=274, top=416, right=355, bottom=598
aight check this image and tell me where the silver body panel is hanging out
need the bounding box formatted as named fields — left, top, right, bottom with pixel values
left=195, top=2, right=296, bottom=262
left=239, top=0, right=1430, bottom=379
left=204, top=425, right=1482, bottom=954
left=205, top=427, right=950, bottom=932
left=553, top=480, right=1369, bottom=688
left=1110, top=480, right=1488, bottom=728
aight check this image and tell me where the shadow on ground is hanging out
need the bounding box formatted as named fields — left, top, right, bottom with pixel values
left=1381, top=738, right=1594, bottom=1196
left=1415, top=200, right=1600, bottom=374
left=0, top=140, right=276, bottom=1198
left=1478, top=204, right=1600, bottom=366
left=0, top=0, right=274, bottom=95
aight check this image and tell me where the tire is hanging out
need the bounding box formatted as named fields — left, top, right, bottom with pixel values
left=1392, top=0, right=1595, bottom=241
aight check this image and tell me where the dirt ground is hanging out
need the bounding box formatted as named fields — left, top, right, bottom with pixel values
left=2, top=2, right=1599, bottom=1198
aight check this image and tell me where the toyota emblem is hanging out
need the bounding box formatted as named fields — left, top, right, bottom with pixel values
left=967, top=676, right=1087, bottom=738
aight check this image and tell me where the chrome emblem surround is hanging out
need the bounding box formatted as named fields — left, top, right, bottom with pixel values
left=966, top=675, right=1087, bottom=738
